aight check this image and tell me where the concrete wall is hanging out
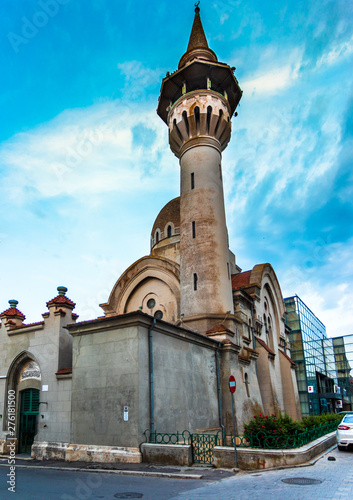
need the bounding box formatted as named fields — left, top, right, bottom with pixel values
left=141, top=443, right=192, bottom=466
left=151, top=324, right=219, bottom=433
left=70, top=321, right=142, bottom=448
left=220, top=345, right=264, bottom=435
left=213, top=432, right=337, bottom=470
left=69, top=311, right=221, bottom=449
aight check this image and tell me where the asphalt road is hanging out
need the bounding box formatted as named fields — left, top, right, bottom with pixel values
left=2, top=467, right=204, bottom=500
left=172, top=446, right=353, bottom=500
left=0, top=446, right=352, bottom=500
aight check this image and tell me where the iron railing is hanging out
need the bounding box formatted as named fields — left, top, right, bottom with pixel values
left=144, top=420, right=338, bottom=450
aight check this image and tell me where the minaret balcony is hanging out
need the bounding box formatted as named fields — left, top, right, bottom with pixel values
left=168, top=89, right=232, bottom=157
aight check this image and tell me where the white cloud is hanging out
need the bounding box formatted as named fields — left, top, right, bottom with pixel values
left=317, top=34, right=353, bottom=68
left=280, top=238, right=353, bottom=336
left=117, top=61, right=164, bottom=99
left=242, top=62, right=300, bottom=94
left=0, top=99, right=173, bottom=205
left=220, top=13, right=229, bottom=25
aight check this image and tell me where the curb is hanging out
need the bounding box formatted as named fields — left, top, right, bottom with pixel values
left=0, top=462, right=203, bottom=480
left=246, top=443, right=338, bottom=474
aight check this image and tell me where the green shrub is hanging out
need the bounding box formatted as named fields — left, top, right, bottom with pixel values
left=244, top=412, right=341, bottom=440
left=301, top=412, right=342, bottom=430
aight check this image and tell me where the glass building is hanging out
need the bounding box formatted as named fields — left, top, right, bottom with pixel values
left=284, top=295, right=353, bottom=416
left=332, top=335, right=353, bottom=411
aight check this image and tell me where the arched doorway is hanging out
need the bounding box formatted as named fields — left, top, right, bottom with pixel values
left=6, top=355, right=41, bottom=454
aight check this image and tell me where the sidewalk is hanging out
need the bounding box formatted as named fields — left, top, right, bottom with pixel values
left=0, top=444, right=338, bottom=482
left=0, top=454, right=235, bottom=481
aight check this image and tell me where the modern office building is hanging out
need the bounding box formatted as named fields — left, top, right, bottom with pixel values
left=332, top=335, right=353, bottom=411
left=284, top=295, right=353, bottom=415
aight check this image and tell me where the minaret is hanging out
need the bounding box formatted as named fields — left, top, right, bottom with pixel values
left=157, top=4, right=242, bottom=332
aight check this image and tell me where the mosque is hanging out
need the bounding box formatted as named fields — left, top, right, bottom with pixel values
left=0, top=5, right=300, bottom=462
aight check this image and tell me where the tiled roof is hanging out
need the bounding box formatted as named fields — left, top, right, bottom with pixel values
left=231, top=271, right=251, bottom=290
left=10, top=321, right=44, bottom=330
left=47, top=295, right=75, bottom=307
left=255, top=336, right=276, bottom=356
left=66, top=312, right=127, bottom=328
left=206, top=323, right=235, bottom=335
left=0, top=306, right=25, bottom=319
left=279, top=349, right=296, bottom=366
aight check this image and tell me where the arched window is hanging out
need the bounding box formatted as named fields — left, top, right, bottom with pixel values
left=155, top=231, right=160, bottom=244
left=193, top=273, right=198, bottom=291
left=167, top=225, right=172, bottom=238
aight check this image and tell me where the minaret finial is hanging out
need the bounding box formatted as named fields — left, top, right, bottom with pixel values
left=195, top=1, right=200, bottom=14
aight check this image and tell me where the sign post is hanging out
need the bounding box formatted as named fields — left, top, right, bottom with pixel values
left=228, top=375, right=238, bottom=468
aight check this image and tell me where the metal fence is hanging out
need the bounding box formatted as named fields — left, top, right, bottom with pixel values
left=144, top=420, right=338, bottom=450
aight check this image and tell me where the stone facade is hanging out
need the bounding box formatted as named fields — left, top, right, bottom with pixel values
left=0, top=290, right=76, bottom=454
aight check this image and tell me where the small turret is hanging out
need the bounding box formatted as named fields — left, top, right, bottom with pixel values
left=46, top=286, right=76, bottom=312
left=0, top=299, right=26, bottom=327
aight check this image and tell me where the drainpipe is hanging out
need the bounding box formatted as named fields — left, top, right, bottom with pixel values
left=149, top=317, right=156, bottom=442
left=216, top=343, right=226, bottom=442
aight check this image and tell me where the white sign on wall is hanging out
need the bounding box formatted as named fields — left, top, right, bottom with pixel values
left=42, top=385, right=48, bottom=392
left=308, top=386, right=314, bottom=393
left=124, top=406, right=129, bottom=421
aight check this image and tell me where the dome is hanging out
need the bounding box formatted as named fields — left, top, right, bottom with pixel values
left=151, top=197, right=180, bottom=241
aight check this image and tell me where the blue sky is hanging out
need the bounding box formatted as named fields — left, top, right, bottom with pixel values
left=1, top=0, right=352, bottom=337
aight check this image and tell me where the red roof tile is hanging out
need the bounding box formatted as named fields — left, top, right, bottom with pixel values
left=231, top=271, right=252, bottom=290
left=0, top=307, right=25, bottom=319
left=255, top=336, right=276, bottom=356
left=10, top=321, right=44, bottom=330
left=47, top=295, right=75, bottom=308
left=56, top=368, right=72, bottom=375
left=206, top=323, right=235, bottom=335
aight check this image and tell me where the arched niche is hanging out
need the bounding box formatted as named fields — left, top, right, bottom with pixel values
left=3, top=352, right=42, bottom=444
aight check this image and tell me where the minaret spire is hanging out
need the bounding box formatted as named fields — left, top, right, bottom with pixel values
left=178, top=3, right=218, bottom=69
left=187, top=2, right=209, bottom=51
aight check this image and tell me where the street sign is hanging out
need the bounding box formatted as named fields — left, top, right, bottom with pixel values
left=229, top=375, right=236, bottom=393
